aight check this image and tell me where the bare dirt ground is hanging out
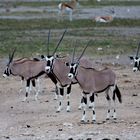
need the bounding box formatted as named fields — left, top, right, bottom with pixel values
left=0, top=56, right=140, bottom=140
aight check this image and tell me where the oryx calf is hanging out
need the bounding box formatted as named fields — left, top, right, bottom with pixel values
left=58, top=0, right=79, bottom=21
left=66, top=42, right=122, bottom=123
left=3, top=49, right=48, bottom=101
left=129, top=42, right=140, bottom=72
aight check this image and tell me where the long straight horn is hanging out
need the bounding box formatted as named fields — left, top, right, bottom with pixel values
left=136, top=42, right=140, bottom=57
left=47, top=29, right=51, bottom=56
left=77, top=40, right=91, bottom=62
left=71, top=40, right=77, bottom=63
left=8, top=48, right=16, bottom=65
left=52, top=29, right=67, bottom=56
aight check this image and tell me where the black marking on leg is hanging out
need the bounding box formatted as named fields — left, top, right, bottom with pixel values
left=90, top=93, right=94, bottom=102
left=31, top=79, right=36, bottom=87
left=81, top=97, right=84, bottom=103
left=83, top=110, right=85, bottom=115
left=82, top=96, right=87, bottom=104
left=108, top=109, right=110, bottom=113
left=106, top=93, right=111, bottom=101
left=26, top=79, right=30, bottom=87
left=55, top=85, right=59, bottom=95
left=25, top=80, right=30, bottom=97
left=26, top=92, right=28, bottom=97
left=67, top=101, right=70, bottom=106
left=113, top=90, right=116, bottom=101
left=59, top=88, right=64, bottom=96
left=67, top=85, right=71, bottom=94
left=59, top=102, right=61, bottom=106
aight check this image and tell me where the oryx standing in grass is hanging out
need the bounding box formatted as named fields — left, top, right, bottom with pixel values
left=66, top=41, right=122, bottom=123
left=3, top=49, right=49, bottom=101
left=58, top=0, right=79, bottom=21
left=129, top=42, right=140, bottom=72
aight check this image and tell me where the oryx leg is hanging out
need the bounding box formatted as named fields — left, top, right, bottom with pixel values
left=81, top=92, right=88, bottom=123
left=112, top=85, right=117, bottom=120
left=79, top=94, right=91, bottom=110
left=31, top=79, right=39, bottom=101
left=105, top=87, right=111, bottom=120
left=78, top=97, right=84, bottom=110
left=54, top=85, right=59, bottom=100
left=35, top=78, right=41, bottom=101
left=56, top=87, right=64, bottom=113
left=66, top=84, right=71, bottom=112
left=90, top=93, right=96, bottom=123
left=22, top=79, right=30, bottom=102
left=19, top=77, right=24, bottom=93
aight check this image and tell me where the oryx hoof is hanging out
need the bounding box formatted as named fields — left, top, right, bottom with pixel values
left=66, top=110, right=70, bottom=112
left=106, top=118, right=110, bottom=121
left=78, top=106, right=82, bottom=110
left=80, top=120, right=86, bottom=124
left=91, top=120, right=96, bottom=124
left=113, top=117, right=117, bottom=120
left=22, top=97, right=27, bottom=102
left=56, top=110, right=60, bottom=113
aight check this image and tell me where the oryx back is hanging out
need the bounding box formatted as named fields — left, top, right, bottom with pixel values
left=77, top=67, right=116, bottom=93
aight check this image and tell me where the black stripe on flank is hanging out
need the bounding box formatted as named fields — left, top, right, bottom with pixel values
left=95, top=85, right=114, bottom=94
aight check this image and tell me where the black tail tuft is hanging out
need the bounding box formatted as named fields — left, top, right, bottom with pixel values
left=115, top=85, right=122, bottom=103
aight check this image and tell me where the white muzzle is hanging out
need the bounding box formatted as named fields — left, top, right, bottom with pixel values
left=68, top=73, right=73, bottom=79
left=45, top=66, right=51, bottom=73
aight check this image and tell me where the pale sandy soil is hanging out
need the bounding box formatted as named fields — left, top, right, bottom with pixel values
left=0, top=57, right=140, bottom=140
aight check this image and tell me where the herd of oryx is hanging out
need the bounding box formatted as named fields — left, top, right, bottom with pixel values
left=2, top=29, right=140, bottom=123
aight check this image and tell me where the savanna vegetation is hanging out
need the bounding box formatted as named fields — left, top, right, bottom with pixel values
left=0, top=0, right=140, bottom=57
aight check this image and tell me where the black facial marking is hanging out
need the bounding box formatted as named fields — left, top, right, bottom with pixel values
left=4, top=67, right=10, bottom=76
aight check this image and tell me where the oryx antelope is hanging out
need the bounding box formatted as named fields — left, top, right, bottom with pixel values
left=3, top=49, right=49, bottom=101
left=42, top=30, right=92, bottom=113
left=66, top=41, right=122, bottom=123
left=58, top=0, right=79, bottom=21
left=14, top=57, right=39, bottom=94
left=129, top=42, right=140, bottom=72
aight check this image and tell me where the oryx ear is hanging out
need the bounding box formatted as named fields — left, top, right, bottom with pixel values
left=65, top=62, right=70, bottom=66
left=41, top=55, right=45, bottom=59
left=129, top=56, right=134, bottom=60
